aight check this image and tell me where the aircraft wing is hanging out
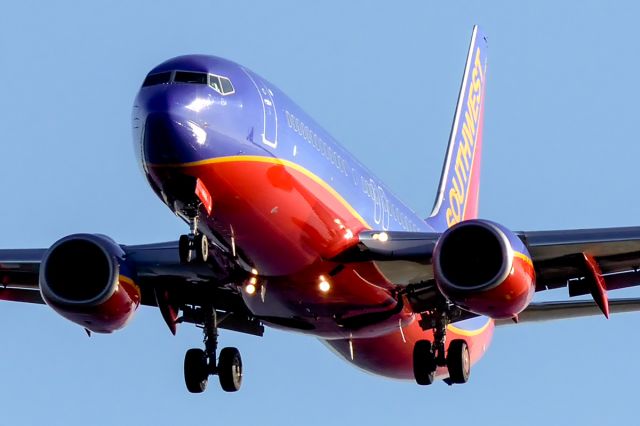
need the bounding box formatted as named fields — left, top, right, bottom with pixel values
left=0, top=249, right=45, bottom=303
left=521, top=227, right=640, bottom=292
left=335, top=226, right=640, bottom=317
left=0, top=242, right=263, bottom=336
left=339, top=226, right=640, bottom=286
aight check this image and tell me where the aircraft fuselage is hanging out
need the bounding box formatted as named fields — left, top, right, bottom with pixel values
left=133, top=55, right=492, bottom=379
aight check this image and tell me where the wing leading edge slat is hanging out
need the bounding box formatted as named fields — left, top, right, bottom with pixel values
left=494, top=298, right=640, bottom=326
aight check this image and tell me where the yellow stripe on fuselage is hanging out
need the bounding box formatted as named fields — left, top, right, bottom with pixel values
left=149, top=155, right=372, bottom=229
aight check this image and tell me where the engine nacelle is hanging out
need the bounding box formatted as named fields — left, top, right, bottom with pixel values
left=39, top=234, right=141, bottom=333
left=433, top=220, right=535, bottom=319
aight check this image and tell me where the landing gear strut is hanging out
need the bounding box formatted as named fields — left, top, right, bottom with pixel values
left=413, top=307, right=470, bottom=386
left=184, top=306, right=243, bottom=393
left=179, top=216, right=209, bottom=264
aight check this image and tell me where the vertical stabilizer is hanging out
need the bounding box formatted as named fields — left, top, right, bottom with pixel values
left=427, top=26, right=488, bottom=230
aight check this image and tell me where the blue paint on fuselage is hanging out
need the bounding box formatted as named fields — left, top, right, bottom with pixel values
left=133, top=55, right=435, bottom=234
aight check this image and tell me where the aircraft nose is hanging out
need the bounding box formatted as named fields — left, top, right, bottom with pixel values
left=143, top=111, right=209, bottom=165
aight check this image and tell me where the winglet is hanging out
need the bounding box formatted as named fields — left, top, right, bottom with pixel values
left=427, top=26, right=488, bottom=231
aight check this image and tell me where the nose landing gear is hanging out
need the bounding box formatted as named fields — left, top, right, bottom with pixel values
left=183, top=306, right=243, bottom=393
left=413, top=308, right=471, bottom=386
left=179, top=216, right=209, bottom=264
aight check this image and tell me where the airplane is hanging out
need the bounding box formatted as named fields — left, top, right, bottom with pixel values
left=3, top=25, right=640, bottom=393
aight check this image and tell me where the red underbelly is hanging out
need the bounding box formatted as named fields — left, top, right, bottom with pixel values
left=185, top=156, right=368, bottom=276
left=152, top=157, right=410, bottom=337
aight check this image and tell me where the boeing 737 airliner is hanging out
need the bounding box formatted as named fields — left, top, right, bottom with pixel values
left=4, top=26, right=640, bottom=393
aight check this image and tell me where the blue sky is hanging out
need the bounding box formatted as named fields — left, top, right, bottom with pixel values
left=1, top=1, right=639, bottom=424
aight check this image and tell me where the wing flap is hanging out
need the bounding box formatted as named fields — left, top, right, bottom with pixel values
left=0, top=288, right=44, bottom=304
left=0, top=248, right=45, bottom=289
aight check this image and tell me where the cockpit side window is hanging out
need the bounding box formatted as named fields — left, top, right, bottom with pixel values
left=208, top=74, right=234, bottom=95
left=142, top=71, right=172, bottom=87
left=209, top=75, right=222, bottom=93
left=219, top=77, right=234, bottom=95
left=174, top=71, right=208, bottom=84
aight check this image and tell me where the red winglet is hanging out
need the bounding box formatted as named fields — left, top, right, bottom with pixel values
left=195, top=178, right=213, bottom=215
left=583, top=253, right=609, bottom=319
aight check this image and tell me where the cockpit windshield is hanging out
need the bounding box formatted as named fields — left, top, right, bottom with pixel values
left=142, top=71, right=172, bottom=87
left=141, top=70, right=235, bottom=96
left=174, top=71, right=208, bottom=84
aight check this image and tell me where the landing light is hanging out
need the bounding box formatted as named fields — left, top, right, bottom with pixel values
left=245, top=275, right=259, bottom=295
left=377, top=232, right=389, bottom=242
left=318, top=276, right=331, bottom=293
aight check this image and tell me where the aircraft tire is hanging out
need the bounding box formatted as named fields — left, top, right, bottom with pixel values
left=218, top=347, right=242, bottom=392
left=447, top=339, right=470, bottom=384
left=184, top=348, right=209, bottom=393
left=413, top=340, right=436, bottom=385
left=195, top=233, right=209, bottom=263
left=179, top=235, right=192, bottom=264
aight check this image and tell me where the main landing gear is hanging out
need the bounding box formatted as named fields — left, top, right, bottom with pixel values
left=179, top=216, right=209, bottom=264
left=184, top=306, right=243, bottom=393
left=413, top=309, right=470, bottom=386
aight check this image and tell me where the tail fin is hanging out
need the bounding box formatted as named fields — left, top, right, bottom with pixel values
left=428, top=26, right=488, bottom=230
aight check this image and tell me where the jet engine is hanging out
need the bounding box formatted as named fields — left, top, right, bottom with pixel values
left=39, top=234, right=141, bottom=333
left=433, top=220, right=535, bottom=319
